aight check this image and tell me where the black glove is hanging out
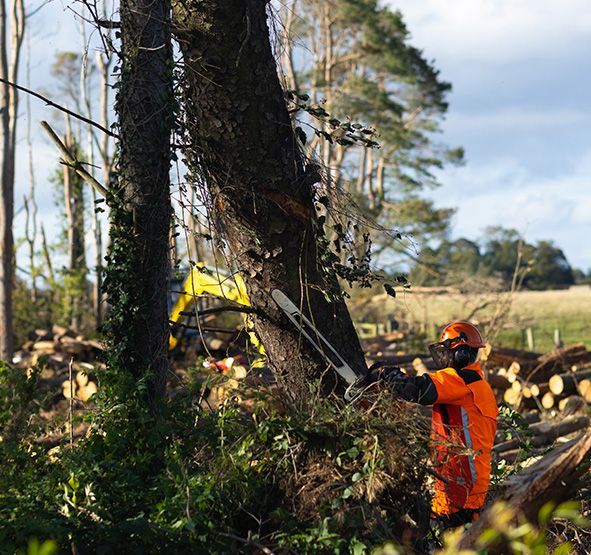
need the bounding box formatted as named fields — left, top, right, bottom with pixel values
left=366, top=362, right=404, bottom=386
left=380, top=366, right=405, bottom=387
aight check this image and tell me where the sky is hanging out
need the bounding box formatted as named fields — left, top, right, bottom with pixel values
left=13, top=0, right=591, bottom=274
left=391, top=0, right=591, bottom=271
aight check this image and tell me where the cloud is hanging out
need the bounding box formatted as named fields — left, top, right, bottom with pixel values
left=391, top=0, right=591, bottom=65
left=429, top=151, right=591, bottom=268
left=448, top=108, right=591, bottom=132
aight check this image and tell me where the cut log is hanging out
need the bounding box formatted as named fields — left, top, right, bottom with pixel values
left=508, top=361, right=521, bottom=375
left=76, top=371, right=89, bottom=387
left=541, top=392, right=554, bottom=409
left=503, top=388, right=521, bottom=406
left=34, top=329, right=52, bottom=341
left=77, top=381, right=97, bottom=402
left=33, top=340, right=59, bottom=352
left=548, top=374, right=563, bottom=395
left=488, top=373, right=511, bottom=391
left=522, top=412, right=542, bottom=424
left=547, top=368, right=591, bottom=397
left=558, top=395, right=587, bottom=416
left=459, top=429, right=591, bottom=551
left=578, top=379, right=591, bottom=402
left=487, top=346, right=541, bottom=366
left=496, top=446, right=547, bottom=464
left=51, top=324, right=76, bottom=339
left=493, top=415, right=590, bottom=453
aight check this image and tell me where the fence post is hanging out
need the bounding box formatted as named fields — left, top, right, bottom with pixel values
left=526, top=327, right=534, bottom=351
left=553, top=328, right=563, bottom=349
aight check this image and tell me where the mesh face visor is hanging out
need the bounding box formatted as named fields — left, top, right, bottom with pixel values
left=429, top=342, right=454, bottom=369
left=428, top=334, right=468, bottom=370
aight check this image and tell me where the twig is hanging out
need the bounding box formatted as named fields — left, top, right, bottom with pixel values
left=216, top=532, right=275, bottom=555
left=179, top=306, right=256, bottom=317
left=0, top=77, right=118, bottom=138
left=41, top=121, right=109, bottom=197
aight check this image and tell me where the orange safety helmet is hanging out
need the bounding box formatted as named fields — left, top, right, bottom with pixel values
left=429, top=321, right=485, bottom=370
left=439, top=321, right=485, bottom=350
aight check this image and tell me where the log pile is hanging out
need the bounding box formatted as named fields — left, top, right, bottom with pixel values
left=484, top=343, right=591, bottom=410
left=13, top=324, right=104, bottom=403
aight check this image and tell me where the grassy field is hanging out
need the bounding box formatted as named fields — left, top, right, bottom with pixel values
left=350, top=285, right=591, bottom=353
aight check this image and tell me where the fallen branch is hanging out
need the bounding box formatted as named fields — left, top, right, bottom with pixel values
left=493, top=415, right=589, bottom=454
left=41, top=121, right=109, bottom=197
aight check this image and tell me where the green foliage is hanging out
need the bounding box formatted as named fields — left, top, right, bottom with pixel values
left=438, top=500, right=590, bottom=554
left=0, top=380, right=432, bottom=552
left=0, top=361, right=41, bottom=443
left=284, top=0, right=462, bottom=259
left=490, top=406, right=534, bottom=486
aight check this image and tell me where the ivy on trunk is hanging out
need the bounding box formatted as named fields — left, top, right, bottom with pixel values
left=104, top=0, right=174, bottom=409
left=173, top=0, right=367, bottom=407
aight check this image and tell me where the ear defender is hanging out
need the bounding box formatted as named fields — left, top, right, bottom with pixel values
left=453, top=345, right=474, bottom=369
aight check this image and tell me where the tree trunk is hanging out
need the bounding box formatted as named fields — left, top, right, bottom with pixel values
left=0, top=0, right=24, bottom=361
left=110, top=0, right=173, bottom=405
left=173, top=0, right=366, bottom=407
left=63, top=120, right=86, bottom=331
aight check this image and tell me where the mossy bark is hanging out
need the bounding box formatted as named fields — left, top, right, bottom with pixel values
left=173, top=0, right=366, bottom=407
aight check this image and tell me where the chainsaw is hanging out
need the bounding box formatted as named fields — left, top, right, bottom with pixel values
left=271, top=289, right=370, bottom=401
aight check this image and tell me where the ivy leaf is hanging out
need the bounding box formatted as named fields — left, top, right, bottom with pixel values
left=295, top=126, right=307, bottom=145
left=384, top=283, right=396, bottom=298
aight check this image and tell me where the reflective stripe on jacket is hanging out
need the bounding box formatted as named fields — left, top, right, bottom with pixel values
left=427, top=361, right=498, bottom=516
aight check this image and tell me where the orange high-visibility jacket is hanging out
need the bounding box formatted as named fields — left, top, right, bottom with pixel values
left=428, top=361, right=498, bottom=516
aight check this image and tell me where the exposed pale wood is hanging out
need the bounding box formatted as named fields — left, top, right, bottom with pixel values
left=503, top=388, right=521, bottom=406
left=541, top=392, right=554, bottom=409
left=549, top=374, right=564, bottom=395
left=579, top=379, right=591, bottom=402
left=40, top=120, right=108, bottom=197
left=412, top=357, right=429, bottom=376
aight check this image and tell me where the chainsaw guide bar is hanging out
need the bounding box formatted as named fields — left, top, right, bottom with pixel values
left=271, top=289, right=366, bottom=401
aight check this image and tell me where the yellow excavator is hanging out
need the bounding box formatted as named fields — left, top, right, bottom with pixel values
left=168, top=264, right=263, bottom=357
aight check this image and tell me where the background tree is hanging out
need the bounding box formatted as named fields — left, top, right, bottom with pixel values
left=411, top=226, right=576, bottom=291
left=524, top=240, right=574, bottom=290
left=277, top=0, right=463, bottom=264
left=0, top=0, right=24, bottom=360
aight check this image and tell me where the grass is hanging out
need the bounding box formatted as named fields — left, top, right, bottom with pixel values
left=349, top=285, right=591, bottom=353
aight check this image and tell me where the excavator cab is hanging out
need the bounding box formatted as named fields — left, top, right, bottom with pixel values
left=168, top=264, right=264, bottom=362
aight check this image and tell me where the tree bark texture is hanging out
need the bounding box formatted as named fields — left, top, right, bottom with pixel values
left=113, top=0, right=173, bottom=403
left=173, top=0, right=366, bottom=407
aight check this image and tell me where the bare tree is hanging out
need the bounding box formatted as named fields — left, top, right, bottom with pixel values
left=24, top=32, right=37, bottom=302
left=62, top=116, right=87, bottom=330
left=0, top=0, right=24, bottom=360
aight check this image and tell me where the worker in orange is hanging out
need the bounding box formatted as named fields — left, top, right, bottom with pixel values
left=368, top=321, right=498, bottom=529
